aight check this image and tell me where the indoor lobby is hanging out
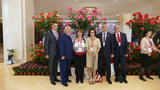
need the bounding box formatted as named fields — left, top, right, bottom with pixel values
left=0, top=0, right=160, bottom=90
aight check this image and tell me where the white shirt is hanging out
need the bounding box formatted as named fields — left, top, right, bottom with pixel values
left=52, top=30, right=58, bottom=40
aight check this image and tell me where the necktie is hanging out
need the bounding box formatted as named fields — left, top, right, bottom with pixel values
left=55, top=32, right=59, bottom=40
left=117, top=33, right=121, bottom=43
left=102, top=33, right=105, bottom=43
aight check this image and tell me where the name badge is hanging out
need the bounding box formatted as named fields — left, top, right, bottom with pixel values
left=148, top=48, right=152, bottom=52
left=90, top=48, right=94, bottom=52
left=103, top=43, right=105, bottom=47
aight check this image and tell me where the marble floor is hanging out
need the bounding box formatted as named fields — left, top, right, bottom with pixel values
left=0, top=63, right=160, bottom=90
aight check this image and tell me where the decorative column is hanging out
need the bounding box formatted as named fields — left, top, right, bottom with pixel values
left=117, top=14, right=132, bottom=42
left=2, top=0, right=35, bottom=64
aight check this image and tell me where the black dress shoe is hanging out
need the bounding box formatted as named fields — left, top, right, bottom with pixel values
left=67, top=80, right=72, bottom=82
left=76, top=80, right=79, bottom=83
left=119, top=79, right=123, bottom=83
left=123, top=79, right=128, bottom=83
left=114, top=78, right=119, bottom=82
left=55, top=79, right=60, bottom=82
left=51, top=82, right=56, bottom=85
left=107, top=79, right=112, bottom=84
left=118, top=76, right=123, bottom=83
left=62, top=83, right=68, bottom=87
left=159, top=75, right=160, bottom=79
left=139, top=76, right=146, bottom=81
left=80, top=79, right=83, bottom=83
left=146, top=75, right=154, bottom=80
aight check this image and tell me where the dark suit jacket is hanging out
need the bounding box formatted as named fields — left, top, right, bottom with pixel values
left=153, top=31, right=160, bottom=46
left=97, top=32, right=114, bottom=58
left=44, top=30, right=59, bottom=56
left=58, top=33, right=73, bottom=60
left=113, top=32, right=128, bottom=56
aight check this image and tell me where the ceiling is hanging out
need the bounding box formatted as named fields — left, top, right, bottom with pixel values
left=0, top=0, right=154, bottom=18
left=34, top=0, right=152, bottom=17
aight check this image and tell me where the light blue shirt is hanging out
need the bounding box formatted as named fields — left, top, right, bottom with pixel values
left=52, top=30, right=58, bottom=38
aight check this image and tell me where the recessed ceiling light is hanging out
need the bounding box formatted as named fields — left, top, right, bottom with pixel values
left=116, top=14, right=120, bottom=16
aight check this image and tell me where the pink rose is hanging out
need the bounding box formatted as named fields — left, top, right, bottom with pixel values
left=39, top=41, right=43, bottom=44
left=87, top=15, right=92, bottom=21
left=90, top=22, right=94, bottom=26
left=90, top=12, right=95, bottom=16
left=96, top=15, right=100, bottom=19
left=102, top=18, right=107, bottom=21
left=74, top=10, right=79, bottom=14
left=67, top=6, right=73, bottom=12
left=96, top=10, right=103, bottom=15
left=78, top=15, right=83, bottom=20
left=41, top=49, right=44, bottom=52
left=84, top=8, right=89, bottom=12
left=65, top=22, right=70, bottom=26
left=140, top=27, right=144, bottom=31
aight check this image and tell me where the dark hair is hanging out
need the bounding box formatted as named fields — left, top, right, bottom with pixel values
left=143, top=30, right=152, bottom=37
left=52, top=22, right=58, bottom=25
left=88, top=29, right=97, bottom=37
left=76, top=29, right=84, bottom=38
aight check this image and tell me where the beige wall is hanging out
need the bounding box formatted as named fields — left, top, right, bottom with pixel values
left=152, top=0, right=160, bottom=16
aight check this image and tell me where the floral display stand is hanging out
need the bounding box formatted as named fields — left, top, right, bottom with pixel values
left=12, top=11, right=160, bottom=75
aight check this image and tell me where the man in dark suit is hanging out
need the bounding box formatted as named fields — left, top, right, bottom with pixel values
left=59, top=26, right=73, bottom=87
left=97, top=24, right=114, bottom=84
left=113, top=25, right=128, bottom=83
left=44, top=23, right=60, bottom=85
left=153, top=30, right=160, bottom=79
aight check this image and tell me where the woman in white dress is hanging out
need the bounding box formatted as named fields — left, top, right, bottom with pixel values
left=86, top=29, right=101, bottom=84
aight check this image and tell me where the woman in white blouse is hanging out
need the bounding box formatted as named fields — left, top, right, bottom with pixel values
left=139, top=30, right=160, bottom=81
left=73, top=29, right=86, bottom=83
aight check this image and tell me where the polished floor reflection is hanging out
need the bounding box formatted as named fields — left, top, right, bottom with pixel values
left=0, top=63, right=160, bottom=90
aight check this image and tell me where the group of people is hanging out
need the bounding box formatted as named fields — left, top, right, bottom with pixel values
left=44, top=22, right=160, bottom=87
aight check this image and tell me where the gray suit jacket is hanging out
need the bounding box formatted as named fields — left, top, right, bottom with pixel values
left=44, top=30, right=59, bottom=56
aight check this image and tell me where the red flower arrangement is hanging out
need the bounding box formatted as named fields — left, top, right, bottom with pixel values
left=126, top=12, right=160, bottom=39
left=32, top=11, right=63, bottom=36
left=29, top=41, right=48, bottom=64
left=127, top=42, right=141, bottom=63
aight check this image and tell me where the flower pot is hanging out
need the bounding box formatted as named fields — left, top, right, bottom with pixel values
left=45, top=72, right=49, bottom=75
left=137, top=72, right=141, bottom=75
left=37, top=72, right=40, bottom=75
left=23, top=72, right=27, bottom=75
left=132, top=72, right=136, bottom=75
left=151, top=72, right=156, bottom=75
left=19, top=72, right=23, bottom=75
left=32, top=72, right=35, bottom=75
left=41, top=72, right=44, bottom=75
left=28, top=72, right=31, bottom=75
left=128, top=72, right=131, bottom=75
left=15, top=72, right=19, bottom=75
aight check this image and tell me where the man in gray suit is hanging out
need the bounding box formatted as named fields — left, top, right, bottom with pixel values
left=44, top=23, right=60, bottom=85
